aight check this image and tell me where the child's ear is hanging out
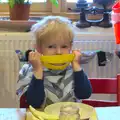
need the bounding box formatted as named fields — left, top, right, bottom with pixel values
left=37, top=48, right=41, bottom=53
left=34, top=44, right=42, bottom=53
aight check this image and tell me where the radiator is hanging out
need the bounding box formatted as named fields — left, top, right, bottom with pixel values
left=0, top=32, right=119, bottom=107
left=0, top=32, right=119, bottom=78
left=0, top=50, right=19, bottom=107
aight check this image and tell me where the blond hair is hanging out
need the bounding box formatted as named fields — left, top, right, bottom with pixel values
left=30, top=16, right=74, bottom=46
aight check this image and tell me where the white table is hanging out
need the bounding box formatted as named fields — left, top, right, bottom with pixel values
left=0, top=107, right=120, bottom=120
left=95, top=106, right=120, bottom=120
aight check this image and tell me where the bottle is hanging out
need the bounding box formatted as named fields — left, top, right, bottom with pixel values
left=112, top=1, right=120, bottom=44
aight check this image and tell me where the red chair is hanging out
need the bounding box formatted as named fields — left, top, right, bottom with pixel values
left=20, top=74, right=120, bottom=108
left=20, top=93, right=29, bottom=108
left=82, top=74, right=120, bottom=107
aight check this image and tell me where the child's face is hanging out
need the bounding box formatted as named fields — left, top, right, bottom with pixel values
left=38, top=38, right=72, bottom=55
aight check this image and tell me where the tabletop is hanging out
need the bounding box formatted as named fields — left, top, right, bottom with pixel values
left=0, top=106, right=120, bottom=120
left=95, top=106, right=120, bottom=120
left=0, top=108, right=26, bottom=120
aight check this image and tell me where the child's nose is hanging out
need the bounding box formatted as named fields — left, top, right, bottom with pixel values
left=56, top=48, right=62, bottom=55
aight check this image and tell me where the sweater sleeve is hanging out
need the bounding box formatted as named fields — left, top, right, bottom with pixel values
left=26, top=75, right=45, bottom=108
left=73, top=69, right=92, bottom=99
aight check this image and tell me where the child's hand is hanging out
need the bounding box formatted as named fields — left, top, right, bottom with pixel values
left=29, top=51, right=43, bottom=79
left=71, top=50, right=82, bottom=72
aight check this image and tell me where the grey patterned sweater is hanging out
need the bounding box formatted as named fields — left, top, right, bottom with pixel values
left=16, top=64, right=92, bottom=108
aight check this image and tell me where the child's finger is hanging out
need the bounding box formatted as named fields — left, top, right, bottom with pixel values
left=77, top=49, right=81, bottom=52
left=28, top=51, right=33, bottom=61
left=72, top=49, right=80, bottom=54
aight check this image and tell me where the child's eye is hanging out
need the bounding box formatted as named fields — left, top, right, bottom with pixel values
left=62, top=45, right=68, bottom=48
left=48, top=45, right=56, bottom=48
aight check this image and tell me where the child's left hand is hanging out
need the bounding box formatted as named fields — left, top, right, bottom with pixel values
left=71, top=50, right=82, bottom=71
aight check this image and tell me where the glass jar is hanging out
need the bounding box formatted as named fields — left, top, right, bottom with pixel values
left=59, top=105, right=80, bottom=120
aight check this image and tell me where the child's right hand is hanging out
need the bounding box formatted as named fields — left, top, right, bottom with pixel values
left=28, top=51, right=43, bottom=80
